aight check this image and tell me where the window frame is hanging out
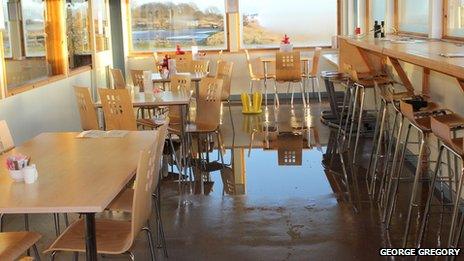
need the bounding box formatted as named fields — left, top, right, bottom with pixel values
left=127, top=0, right=229, bottom=54
left=443, top=0, right=464, bottom=41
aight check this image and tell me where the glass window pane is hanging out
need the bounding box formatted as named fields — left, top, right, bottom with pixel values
left=21, top=0, right=46, bottom=57
left=66, top=0, right=92, bottom=69
left=398, top=0, right=429, bottom=34
left=446, top=0, right=464, bottom=37
left=240, top=0, right=337, bottom=49
left=93, top=0, right=110, bottom=52
left=130, top=0, right=226, bottom=51
left=372, top=0, right=386, bottom=22
left=3, top=1, right=11, bottom=58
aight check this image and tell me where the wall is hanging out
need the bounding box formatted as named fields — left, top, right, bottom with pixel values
left=0, top=71, right=90, bottom=144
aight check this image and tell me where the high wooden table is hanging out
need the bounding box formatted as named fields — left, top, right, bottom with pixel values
left=338, top=35, right=464, bottom=96
left=0, top=131, right=157, bottom=260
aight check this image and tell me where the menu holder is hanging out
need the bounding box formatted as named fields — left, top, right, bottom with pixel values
left=77, top=130, right=129, bottom=138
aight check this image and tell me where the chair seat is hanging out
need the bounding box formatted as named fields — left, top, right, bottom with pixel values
left=0, top=232, right=41, bottom=260
left=251, top=73, right=275, bottom=81
left=44, top=219, right=132, bottom=255
left=355, top=76, right=393, bottom=88
left=136, top=118, right=161, bottom=129
left=107, top=188, right=134, bottom=213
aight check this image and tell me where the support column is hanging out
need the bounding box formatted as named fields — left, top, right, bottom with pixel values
left=385, top=0, right=395, bottom=33
left=429, top=0, right=443, bottom=39
left=45, top=0, right=68, bottom=75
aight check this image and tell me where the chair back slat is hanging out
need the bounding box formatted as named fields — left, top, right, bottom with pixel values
left=310, top=47, right=322, bottom=76
left=110, top=68, right=126, bottom=89
left=98, top=88, right=137, bottom=131
left=130, top=70, right=144, bottom=92
left=0, top=120, right=14, bottom=153
left=191, top=60, right=209, bottom=74
left=196, top=78, right=223, bottom=129
left=74, top=86, right=99, bottom=131
left=216, top=61, right=234, bottom=101
left=276, top=51, right=301, bottom=82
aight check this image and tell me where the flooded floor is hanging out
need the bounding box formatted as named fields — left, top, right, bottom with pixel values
left=2, top=101, right=462, bottom=260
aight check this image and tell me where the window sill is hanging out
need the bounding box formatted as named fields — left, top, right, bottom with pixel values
left=7, top=74, right=67, bottom=96
left=68, top=65, right=92, bottom=76
left=442, top=35, right=464, bottom=43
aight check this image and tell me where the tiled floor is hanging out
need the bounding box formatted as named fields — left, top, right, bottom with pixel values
left=2, top=101, right=461, bottom=260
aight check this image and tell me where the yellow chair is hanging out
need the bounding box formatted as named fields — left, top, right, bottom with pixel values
left=44, top=134, right=162, bottom=260
left=216, top=61, right=234, bottom=130
left=172, top=53, right=192, bottom=73
left=129, top=69, right=144, bottom=92
left=191, top=60, right=210, bottom=74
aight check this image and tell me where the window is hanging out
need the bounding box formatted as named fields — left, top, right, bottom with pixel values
left=398, top=0, right=429, bottom=34
left=22, top=0, right=46, bottom=57
left=240, top=0, right=337, bottom=49
left=93, top=0, right=110, bottom=52
left=129, top=0, right=226, bottom=52
left=66, top=0, right=92, bottom=69
left=2, top=1, right=11, bottom=58
left=372, top=0, right=386, bottom=22
left=445, top=0, right=464, bottom=38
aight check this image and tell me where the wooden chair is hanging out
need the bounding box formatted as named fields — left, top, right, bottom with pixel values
left=305, top=47, right=322, bottom=102
left=275, top=51, right=306, bottom=108
left=44, top=135, right=162, bottom=260
left=0, top=120, right=14, bottom=153
left=172, top=53, right=192, bottom=73
left=130, top=69, right=144, bottom=92
left=74, top=86, right=99, bottom=131
left=216, top=61, right=234, bottom=132
left=0, top=231, right=41, bottom=260
left=190, top=60, right=209, bottom=74
left=187, top=78, right=224, bottom=194
left=98, top=88, right=137, bottom=131
left=245, top=49, right=276, bottom=107
left=106, top=120, right=170, bottom=257
left=110, top=68, right=126, bottom=89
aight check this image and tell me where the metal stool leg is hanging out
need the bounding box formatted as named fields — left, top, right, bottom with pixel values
left=385, top=124, right=412, bottom=228
left=368, top=99, right=387, bottom=195
left=416, top=145, right=444, bottom=248
left=347, top=84, right=360, bottom=149
left=402, top=131, right=427, bottom=247
left=378, top=110, right=399, bottom=203
left=352, top=85, right=366, bottom=164
left=448, top=164, right=464, bottom=248
left=366, top=99, right=385, bottom=189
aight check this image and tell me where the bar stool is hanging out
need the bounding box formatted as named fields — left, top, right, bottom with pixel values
left=366, top=87, right=413, bottom=197
left=381, top=100, right=445, bottom=246
left=416, top=113, right=464, bottom=249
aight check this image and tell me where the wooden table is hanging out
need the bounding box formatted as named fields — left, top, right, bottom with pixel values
left=152, top=72, right=207, bottom=99
left=338, top=35, right=464, bottom=95
left=0, top=131, right=157, bottom=260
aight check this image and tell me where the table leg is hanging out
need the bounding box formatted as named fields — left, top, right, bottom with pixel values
left=84, top=213, right=98, bottom=261
left=195, top=81, right=200, bottom=105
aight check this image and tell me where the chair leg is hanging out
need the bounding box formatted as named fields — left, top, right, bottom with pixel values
left=73, top=252, right=78, bottom=261
left=386, top=124, right=412, bottom=229
left=348, top=84, right=360, bottom=148
left=368, top=100, right=387, bottom=195
left=290, top=83, right=294, bottom=107
left=50, top=251, right=57, bottom=261
left=153, top=192, right=168, bottom=258
left=53, top=213, right=60, bottom=237
left=352, top=85, right=365, bottom=164
left=316, top=77, right=322, bottom=103
left=0, top=213, right=3, bottom=232
left=143, top=223, right=157, bottom=261
left=299, top=82, right=306, bottom=108
left=227, top=100, right=235, bottom=134
left=416, top=145, right=444, bottom=248
left=64, top=213, right=69, bottom=227
left=448, top=166, right=464, bottom=248
left=125, top=251, right=135, bottom=261
left=273, top=81, right=280, bottom=108
left=402, top=132, right=426, bottom=247
left=32, top=244, right=41, bottom=261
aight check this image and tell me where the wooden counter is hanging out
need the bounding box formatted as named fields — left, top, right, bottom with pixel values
left=338, top=35, right=464, bottom=94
